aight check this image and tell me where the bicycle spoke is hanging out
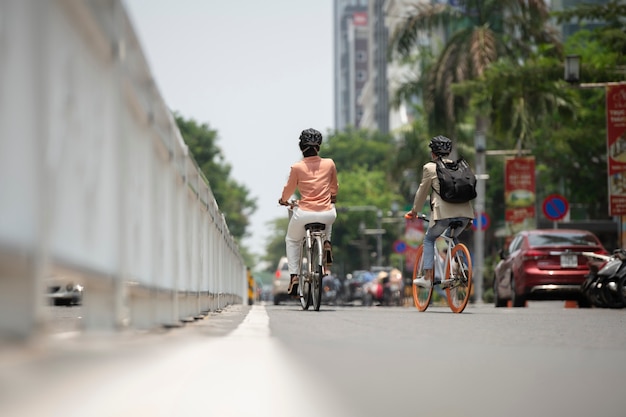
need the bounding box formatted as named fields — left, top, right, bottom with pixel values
left=311, top=238, right=323, bottom=311
left=445, top=243, right=472, bottom=313
left=298, top=239, right=311, bottom=310
left=412, top=245, right=433, bottom=311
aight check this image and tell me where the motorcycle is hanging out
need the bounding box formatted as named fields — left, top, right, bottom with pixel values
left=582, top=249, right=626, bottom=308
left=321, top=274, right=341, bottom=305
left=362, top=268, right=404, bottom=306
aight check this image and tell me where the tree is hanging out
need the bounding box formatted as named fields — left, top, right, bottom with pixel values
left=389, top=0, right=561, bottom=136
left=174, top=114, right=257, bottom=251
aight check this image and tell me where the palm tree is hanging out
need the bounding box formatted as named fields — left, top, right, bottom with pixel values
left=389, top=0, right=561, bottom=135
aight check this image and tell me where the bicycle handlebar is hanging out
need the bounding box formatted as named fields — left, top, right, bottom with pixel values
left=404, top=212, right=428, bottom=221
left=278, top=199, right=298, bottom=209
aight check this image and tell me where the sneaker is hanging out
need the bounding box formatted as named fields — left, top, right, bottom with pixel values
left=413, top=269, right=433, bottom=288
left=323, top=241, right=333, bottom=266
left=287, top=275, right=299, bottom=295
left=413, top=276, right=432, bottom=288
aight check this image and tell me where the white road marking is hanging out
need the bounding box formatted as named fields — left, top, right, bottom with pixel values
left=1, top=305, right=350, bottom=417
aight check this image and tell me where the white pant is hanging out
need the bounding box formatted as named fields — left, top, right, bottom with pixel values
left=285, top=207, right=337, bottom=274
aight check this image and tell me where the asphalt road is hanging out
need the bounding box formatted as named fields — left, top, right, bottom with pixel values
left=268, top=301, right=626, bottom=417
left=1, top=301, right=625, bottom=417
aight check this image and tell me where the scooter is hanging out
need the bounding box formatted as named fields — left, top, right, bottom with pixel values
left=362, top=269, right=404, bottom=306
left=582, top=249, right=626, bottom=308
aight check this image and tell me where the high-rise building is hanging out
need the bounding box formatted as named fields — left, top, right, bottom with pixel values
left=551, top=0, right=612, bottom=40
left=359, top=0, right=389, bottom=133
left=334, top=0, right=369, bottom=131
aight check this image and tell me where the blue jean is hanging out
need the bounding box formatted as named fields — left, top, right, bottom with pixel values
left=423, top=217, right=471, bottom=270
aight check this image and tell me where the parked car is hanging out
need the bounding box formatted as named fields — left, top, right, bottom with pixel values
left=342, top=270, right=375, bottom=305
left=46, top=279, right=83, bottom=306
left=272, top=256, right=291, bottom=305
left=493, top=229, right=608, bottom=307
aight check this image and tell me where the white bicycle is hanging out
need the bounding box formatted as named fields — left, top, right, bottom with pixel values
left=281, top=200, right=328, bottom=311
left=408, top=213, right=473, bottom=313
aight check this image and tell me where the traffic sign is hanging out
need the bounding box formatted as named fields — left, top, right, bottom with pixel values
left=393, top=240, right=407, bottom=254
left=471, top=212, right=490, bottom=231
left=542, top=194, right=569, bottom=221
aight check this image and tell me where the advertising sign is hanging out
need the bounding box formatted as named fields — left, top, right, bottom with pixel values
left=607, top=84, right=626, bottom=215
left=505, top=156, right=536, bottom=233
left=404, top=218, right=425, bottom=272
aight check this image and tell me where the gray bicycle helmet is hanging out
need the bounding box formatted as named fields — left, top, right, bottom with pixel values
left=299, top=128, right=323, bottom=147
left=429, top=135, right=452, bottom=156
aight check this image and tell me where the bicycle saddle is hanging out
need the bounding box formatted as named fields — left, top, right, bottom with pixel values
left=305, top=222, right=326, bottom=232
left=449, top=220, right=464, bottom=230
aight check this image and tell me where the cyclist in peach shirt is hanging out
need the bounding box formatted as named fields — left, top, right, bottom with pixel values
left=279, top=128, right=338, bottom=295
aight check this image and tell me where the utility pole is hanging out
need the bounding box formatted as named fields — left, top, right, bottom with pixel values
left=474, top=124, right=486, bottom=304
left=339, top=206, right=385, bottom=266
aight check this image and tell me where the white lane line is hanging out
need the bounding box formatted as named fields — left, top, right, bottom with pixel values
left=2, top=305, right=351, bottom=417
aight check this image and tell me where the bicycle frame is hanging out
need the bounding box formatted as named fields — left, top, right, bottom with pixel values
left=298, top=227, right=326, bottom=311
left=284, top=201, right=327, bottom=311
left=410, top=215, right=473, bottom=313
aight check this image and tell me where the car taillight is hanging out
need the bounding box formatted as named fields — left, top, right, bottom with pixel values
left=275, top=270, right=281, bottom=279
left=522, top=250, right=547, bottom=261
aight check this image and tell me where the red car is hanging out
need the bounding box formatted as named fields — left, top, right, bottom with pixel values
left=493, top=229, right=608, bottom=307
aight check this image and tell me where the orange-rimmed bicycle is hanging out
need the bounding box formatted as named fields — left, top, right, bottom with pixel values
left=407, top=213, right=473, bottom=313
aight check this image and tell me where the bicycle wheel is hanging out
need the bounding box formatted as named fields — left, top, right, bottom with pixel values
left=310, top=237, right=324, bottom=311
left=298, top=239, right=311, bottom=310
left=412, top=245, right=433, bottom=311
left=445, top=243, right=472, bottom=313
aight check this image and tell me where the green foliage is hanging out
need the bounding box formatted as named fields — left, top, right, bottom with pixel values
left=332, top=167, right=404, bottom=273
left=174, top=113, right=257, bottom=247
left=261, top=216, right=290, bottom=273
left=323, top=127, right=397, bottom=173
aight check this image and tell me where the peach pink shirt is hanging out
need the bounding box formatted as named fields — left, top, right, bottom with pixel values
left=281, top=156, right=338, bottom=212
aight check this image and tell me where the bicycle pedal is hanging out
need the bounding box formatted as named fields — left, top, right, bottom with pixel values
left=440, top=279, right=453, bottom=289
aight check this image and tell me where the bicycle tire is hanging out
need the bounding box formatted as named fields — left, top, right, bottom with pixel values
left=298, top=239, right=311, bottom=310
left=445, top=243, right=472, bottom=313
left=311, top=237, right=324, bottom=311
left=412, top=245, right=433, bottom=311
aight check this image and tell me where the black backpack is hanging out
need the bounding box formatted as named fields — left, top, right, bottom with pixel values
left=433, top=157, right=477, bottom=204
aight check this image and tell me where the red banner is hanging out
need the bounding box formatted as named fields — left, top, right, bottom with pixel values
left=505, top=157, right=536, bottom=233
left=607, top=84, right=626, bottom=215
left=404, top=218, right=425, bottom=272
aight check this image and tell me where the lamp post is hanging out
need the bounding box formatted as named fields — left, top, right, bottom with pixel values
left=343, top=206, right=385, bottom=267
left=473, top=127, right=486, bottom=304
left=565, top=55, right=581, bottom=84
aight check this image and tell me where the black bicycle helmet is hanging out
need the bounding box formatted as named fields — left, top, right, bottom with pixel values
left=429, top=135, right=452, bottom=156
left=299, top=128, right=323, bottom=147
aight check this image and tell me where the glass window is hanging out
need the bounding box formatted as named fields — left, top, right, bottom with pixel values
left=528, top=232, right=599, bottom=247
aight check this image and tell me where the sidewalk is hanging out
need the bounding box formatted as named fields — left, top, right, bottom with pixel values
left=0, top=304, right=349, bottom=417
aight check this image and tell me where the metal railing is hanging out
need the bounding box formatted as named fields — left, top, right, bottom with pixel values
left=0, top=0, right=246, bottom=340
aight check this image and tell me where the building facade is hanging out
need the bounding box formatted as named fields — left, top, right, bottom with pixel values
left=334, top=0, right=369, bottom=131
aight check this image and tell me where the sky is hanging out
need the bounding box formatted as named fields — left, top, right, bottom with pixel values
left=123, top=0, right=334, bottom=260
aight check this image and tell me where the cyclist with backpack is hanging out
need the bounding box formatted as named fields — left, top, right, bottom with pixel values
left=405, top=135, right=475, bottom=288
left=278, top=128, right=338, bottom=295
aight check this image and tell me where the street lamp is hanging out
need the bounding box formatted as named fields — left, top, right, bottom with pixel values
left=565, top=55, right=581, bottom=84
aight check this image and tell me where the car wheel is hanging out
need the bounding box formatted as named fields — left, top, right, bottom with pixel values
left=273, top=295, right=281, bottom=305
left=494, top=276, right=507, bottom=308
left=510, top=276, right=526, bottom=307
left=577, top=295, right=591, bottom=308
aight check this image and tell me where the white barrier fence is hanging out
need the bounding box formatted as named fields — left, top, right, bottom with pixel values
left=0, top=0, right=246, bottom=340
